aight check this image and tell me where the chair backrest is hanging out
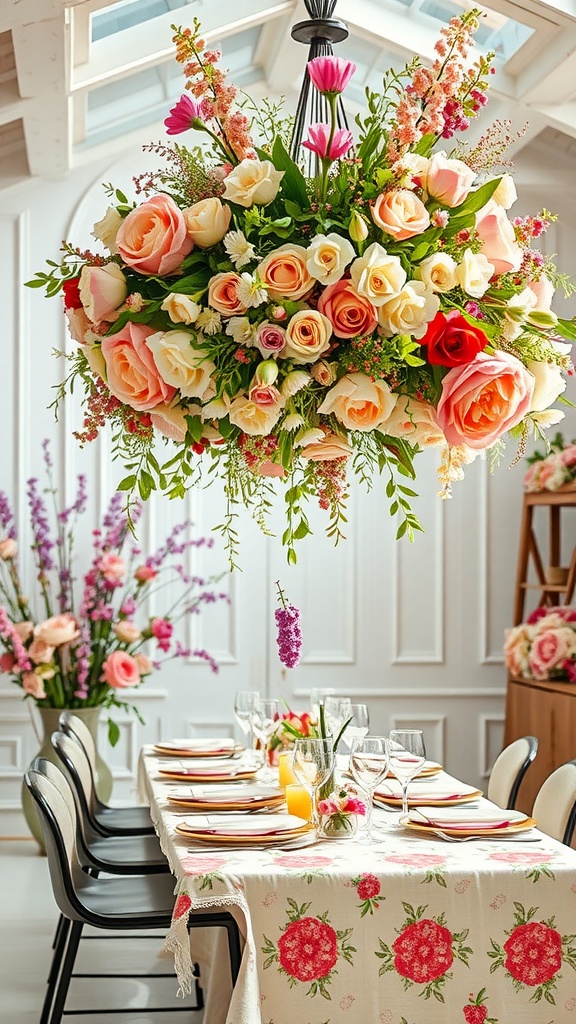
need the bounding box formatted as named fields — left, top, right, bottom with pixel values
left=487, top=736, right=538, bottom=810
left=52, top=729, right=99, bottom=826
left=533, top=760, right=576, bottom=845
left=59, top=712, right=97, bottom=770
left=24, top=758, right=90, bottom=922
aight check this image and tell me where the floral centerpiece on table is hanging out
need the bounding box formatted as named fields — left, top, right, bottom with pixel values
left=27, top=10, right=575, bottom=564
left=523, top=432, right=576, bottom=493
left=0, top=442, right=226, bottom=742
left=267, top=706, right=317, bottom=764
left=317, top=785, right=366, bottom=838
left=504, top=607, right=576, bottom=682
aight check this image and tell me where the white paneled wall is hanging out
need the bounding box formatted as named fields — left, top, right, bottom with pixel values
left=0, top=144, right=575, bottom=838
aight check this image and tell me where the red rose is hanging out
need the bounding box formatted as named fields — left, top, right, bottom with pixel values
left=62, top=277, right=82, bottom=310
left=420, top=309, right=488, bottom=367
left=392, top=918, right=454, bottom=983
left=503, top=921, right=562, bottom=986
left=356, top=874, right=380, bottom=900
left=278, top=916, right=338, bottom=982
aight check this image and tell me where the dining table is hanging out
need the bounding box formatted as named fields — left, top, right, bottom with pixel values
left=139, top=744, right=576, bottom=1024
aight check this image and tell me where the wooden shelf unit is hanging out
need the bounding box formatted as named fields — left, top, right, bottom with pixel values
left=513, top=488, right=576, bottom=625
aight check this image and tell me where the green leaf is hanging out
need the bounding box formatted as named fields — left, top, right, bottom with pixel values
left=117, top=474, right=136, bottom=492
left=557, top=317, right=576, bottom=341
left=272, top=136, right=309, bottom=209
left=185, top=414, right=204, bottom=443
left=107, top=717, right=120, bottom=747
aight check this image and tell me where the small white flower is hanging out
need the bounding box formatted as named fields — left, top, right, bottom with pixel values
left=280, top=370, right=310, bottom=398
left=224, top=230, right=257, bottom=268
left=282, top=413, right=304, bottom=431
left=531, top=409, right=565, bottom=428
left=236, top=272, right=268, bottom=309
left=294, top=427, right=325, bottom=447
left=195, top=309, right=222, bottom=335
left=225, top=316, right=256, bottom=346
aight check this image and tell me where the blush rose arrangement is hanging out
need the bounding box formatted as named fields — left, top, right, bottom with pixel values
left=27, top=10, right=575, bottom=564
left=504, top=606, right=576, bottom=682
left=0, top=441, right=226, bottom=742
left=523, top=432, right=576, bottom=493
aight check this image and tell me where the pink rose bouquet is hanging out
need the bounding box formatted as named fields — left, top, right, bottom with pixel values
left=523, top=433, right=576, bottom=493
left=0, top=441, right=226, bottom=742
left=28, top=11, right=575, bottom=566
left=504, top=606, right=576, bottom=682
left=318, top=786, right=367, bottom=836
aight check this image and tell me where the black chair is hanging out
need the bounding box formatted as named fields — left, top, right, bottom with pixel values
left=532, top=759, right=576, bottom=846
left=26, top=759, right=242, bottom=1024
left=57, top=713, right=155, bottom=836
left=487, top=736, right=538, bottom=810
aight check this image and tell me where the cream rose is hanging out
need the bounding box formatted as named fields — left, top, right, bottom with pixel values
left=317, top=372, right=397, bottom=431
left=378, top=281, right=440, bottom=339
left=372, top=189, right=430, bottom=240
left=228, top=396, right=283, bottom=435
left=183, top=197, right=232, bottom=247
left=27, top=638, right=55, bottom=665
left=305, top=232, right=355, bottom=286
left=135, top=653, right=153, bottom=675
left=455, top=248, right=494, bottom=298
left=79, top=263, right=127, bottom=325
left=300, top=431, right=353, bottom=461
left=161, top=293, right=200, bottom=325
left=492, top=174, right=517, bottom=209
left=349, top=242, right=406, bottom=305
left=385, top=395, right=445, bottom=448
left=150, top=403, right=190, bottom=442
left=426, top=152, right=476, bottom=207
left=258, top=244, right=314, bottom=301
left=222, top=158, right=284, bottom=207
left=284, top=309, right=332, bottom=364
left=0, top=538, right=17, bottom=560
left=34, top=613, right=80, bottom=647
left=416, top=253, right=457, bottom=294
left=527, top=360, right=567, bottom=412
left=113, top=620, right=142, bottom=643
left=527, top=275, right=555, bottom=312
left=146, top=330, right=215, bottom=399
left=93, top=207, right=123, bottom=254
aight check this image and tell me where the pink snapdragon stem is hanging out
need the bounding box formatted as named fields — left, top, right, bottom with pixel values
left=275, top=582, right=302, bottom=669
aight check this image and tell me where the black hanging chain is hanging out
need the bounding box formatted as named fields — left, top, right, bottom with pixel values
left=289, top=0, right=350, bottom=174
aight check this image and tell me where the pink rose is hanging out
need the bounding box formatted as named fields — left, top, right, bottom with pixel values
left=527, top=276, right=555, bottom=312
left=22, top=671, right=46, bottom=700
left=561, top=444, right=576, bottom=468
left=151, top=617, right=173, bottom=652
left=248, top=383, right=282, bottom=407
left=529, top=628, right=576, bottom=679
left=101, top=322, right=176, bottom=411
left=116, top=195, right=193, bottom=276
left=372, top=189, right=430, bottom=240
left=0, top=538, right=17, bottom=560
left=134, top=653, right=153, bottom=675
left=426, top=152, right=476, bottom=208
left=34, top=613, right=80, bottom=646
left=475, top=200, right=522, bottom=276
left=27, top=638, right=55, bottom=665
left=79, top=264, right=127, bottom=325
left=0, top=652, right=15, bottom=673
left=100, top=650, right=141, bottom=689
left=97, top=552, right=125, bottom=581
left=113, top=620, right=141, bottom=643
left=254, top=323, right=287, bottom=358
left=436, top=351, right=534, bottom=450
left=135, top=565, right=157, bottom=583
left=207, top=272, right=247, bottom=317
left=317, top=279, right=377, bottom=339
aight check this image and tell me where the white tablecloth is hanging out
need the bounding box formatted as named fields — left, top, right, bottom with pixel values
left=139, top=747, right=576, bottom=1024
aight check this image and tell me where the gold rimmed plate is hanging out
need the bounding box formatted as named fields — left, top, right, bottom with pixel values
left=400, top=813, right=536, bottom=838
left=175, top=824, right=313, bottom=845
left=385, top=760, right=443, bottom=779
left=375, top=788, right=482, bottom=809
left=168, top=794, right=285, bottom=812
left=158, top=767, right=258, bottom=782
left=154, top=739, right=243, bottom=758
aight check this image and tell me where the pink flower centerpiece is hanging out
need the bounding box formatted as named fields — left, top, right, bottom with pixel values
left=317, top=785, right=366, bottom=838
left=523, top=433, right=576, bottom=493
left=504, top=606, right=576, bottom=683
left=0, top=441, right=226, bottom=741
left=27, top=10, right=575, bottom=566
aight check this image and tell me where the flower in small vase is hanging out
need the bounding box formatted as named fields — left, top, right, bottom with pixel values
left=318, top=787, right=366, bottom=838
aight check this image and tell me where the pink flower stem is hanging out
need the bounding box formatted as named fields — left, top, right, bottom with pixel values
left=320, top=95, right=338, bottom=203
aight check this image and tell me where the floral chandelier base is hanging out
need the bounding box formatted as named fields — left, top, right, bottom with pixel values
left=27, top=7, right=575, bottom=567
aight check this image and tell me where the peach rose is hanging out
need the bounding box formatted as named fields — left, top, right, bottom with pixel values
left=79, top=263, right=127, bottom=325
left=222, top=158, right=284, bottom=207
left=100, top=650, right=141, bottom=689
left=14, top=621, right=33, bottom=641
left=228, top=396, right=283, bottom=435
left=0, top=538, right=17, bottom=560
left=475, top=200, right=522, bottom=276
left=135, top=653, right=153, bottom=675
left=284, top=309, right=332, bottom=363
left=426, top=152, right=476, bottom=207
left=22, top=671, right=46, bottom=700
left=27, top=638, right=55, bottom=665
left=150, top=403, right=191, bottom=442
left=300, top=430, right=352, bottom=461
left=135, top=565, right=157, bottom=582
left=113, top=620, right=141, bottom=643
left=317, top=372, right=397, bottom=431
left=34, top=613, right=80, bottom=646
left=378, top=281, right=439, bottom=339
left=146, top=329, right=215, bottom=398
left=318, top=279, right=377, bottom=339
left=310, top=360, right=337, bottom=386
left=207, top=272, right=247, bottom=317
left=257, top=245, right=314, bottom=301
left=248, top=383, right=283, bottom=407
left=385, top=395, right=445, bottom=448
left=504, top=626, right=531, bottom=677
left=116, top=194, right=193, bottom=276
left=161, top=293, right=200, bottom=325
left=372, top=189, right=430, bottom=240
left=65, top=306, right=93, bottom=346
left=436, top=351, right=534, bottom=450
left=527, top=275, right=555, bottom=312
left=101, top=322, right=176, bottom=411
left=256, top=461, right=285, bottom=477
left=183, top=197, right=231, bottom=247
left=97, top=552, right=125, bottom=581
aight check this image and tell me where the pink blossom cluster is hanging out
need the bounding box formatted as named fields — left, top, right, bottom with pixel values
left=504, top=607, right=576, bottom=683
left=275, top=602, right=302, bottom=669
left=318, top=787, right=366, bottom=817
left=523, top=442, right=576, bottom=493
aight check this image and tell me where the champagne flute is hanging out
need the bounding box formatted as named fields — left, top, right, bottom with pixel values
left=249, top=698, right=281, bottom=777
left=386, top=730, right=427, bottom=819
left=339, top=703, right=370, bottom=756
left=292, top=738, right=334, bottom=828
left=234, top=690, right=260, bottom=759
left=349, top=736, right=389, bottom=842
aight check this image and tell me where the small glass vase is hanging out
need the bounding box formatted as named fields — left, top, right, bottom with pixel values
left=318, top=812, right=359, bottom=840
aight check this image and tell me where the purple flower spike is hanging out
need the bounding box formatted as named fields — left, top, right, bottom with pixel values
left=275, top=582, right=302, bottom=669
left=165, top=94, right=205, bottom=136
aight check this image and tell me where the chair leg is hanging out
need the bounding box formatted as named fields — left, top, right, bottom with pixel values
left=48, top=920, right=83, bottom=1024
left=41, top=917, right=71, bottom=1024
left=225, top=919, right=242, bottom=986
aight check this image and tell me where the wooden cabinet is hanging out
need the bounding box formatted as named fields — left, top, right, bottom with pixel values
left=513, top=488, right=576, bottom=625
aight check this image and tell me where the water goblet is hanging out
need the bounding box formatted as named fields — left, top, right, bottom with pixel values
left=339, top=703, right=370, bottom=757
left=234, top=690, right=260, bottom=762
left=292, top=738, right=334, bottom=828
left=349, top=736, right=389, bottom=842
left=324, top=696, right=352, bottom=741
left=310, top=688, right=336, bottom=724
left=386, top=729, right=427, bottom=819
left=250, top=698, right=281, bottom=778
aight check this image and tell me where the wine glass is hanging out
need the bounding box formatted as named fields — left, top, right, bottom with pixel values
left=292, top=738, right=334, bottom=828
left=339, top=703, right=370, bottom=756
left=249, top=698, right=281, bottom=777
left=349, top=736, right=389, bottom=842
left=234, top=690, right=260, bottom=760
left=386, top=730, right=427, bottom=819
left=310, top=688, right=336, bottom=724
left=324, top=697, right=352, bottom=742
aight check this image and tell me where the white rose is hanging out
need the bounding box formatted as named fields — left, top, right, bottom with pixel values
left=305, top=232, right=355, bottom=286
left=146, top=330, right=215, bottom=398
left=455, top=248, right=494, bottom=298
left=228, top=396, right=283, bottom=435
left=491, top=174, right=517, bottom=209
left=384, top=395, right=445, bottom=448
left=527, top=360, right=567, bottom=412
left=393, top=154, right=430, bottom=189
left=416, top=253, right=457, bottom=293
left=84, top=344, right=107, bottom=382
left=222, top=159, right=284, bottom=208
left=182, top=197, right=232, bottom=248
left=161, top=293, right=201, bottom=325
left=92, top=207, right=123, bottom=254
left=349, top=242, right=406, bottom=305
left=378, top=281, right=440, bottom=339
